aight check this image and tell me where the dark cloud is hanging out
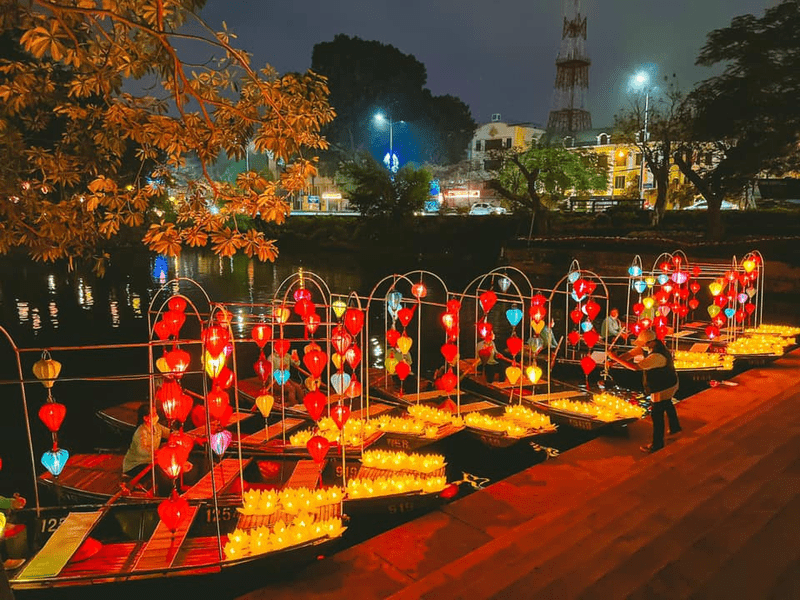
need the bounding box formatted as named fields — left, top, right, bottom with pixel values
left=201, top=0, right=771, bottom=128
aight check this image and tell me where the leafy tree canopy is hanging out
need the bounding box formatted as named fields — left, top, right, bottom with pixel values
left=312, top=35, right=475, bottom=171
left=336, top=153, right=431, bottom=221
left=0, top=0, right=334, bottom=273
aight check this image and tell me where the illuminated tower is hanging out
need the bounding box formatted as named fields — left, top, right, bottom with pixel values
left=547, top=0, right=592, bottom=133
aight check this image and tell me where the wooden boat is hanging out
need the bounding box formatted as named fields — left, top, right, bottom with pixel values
left=96, top=399, right=256, bottom=435
left=461, top=405, right=558, bottom=449
left=526, top=394, right=643, bottom=432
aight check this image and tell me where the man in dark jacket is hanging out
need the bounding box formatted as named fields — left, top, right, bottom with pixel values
left=609, top=329, right=681, bottom=453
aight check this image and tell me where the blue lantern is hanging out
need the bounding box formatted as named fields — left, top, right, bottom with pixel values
left=633, top=280, right=647, bottom=294
left=506, top=307, right=523, bottom=327
left=567, top=271, right=580, bottom=284
left=580, top=321, right=594, bottom=332
left=628, top=265, right=642, bottom=277
left=41, top=448, right=69, bottom=477
left=657, top=274, right=670, bottom=285
left=273, top=369, right=290, bottom=385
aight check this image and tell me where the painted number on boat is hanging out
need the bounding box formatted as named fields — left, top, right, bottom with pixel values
left=206, top=507, right=235, bottom=522
left=386, top=438, right=412, bottom=450
left=388, top=501, right=416, bottom=514
left=40, top=516, right=66, bottom=533
left=335, top=465, right=360, bottom=479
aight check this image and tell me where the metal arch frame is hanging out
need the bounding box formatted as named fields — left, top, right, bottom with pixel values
left=458, top=266, right=536, bottom=407
left=741, top=250, right=766, bottom=330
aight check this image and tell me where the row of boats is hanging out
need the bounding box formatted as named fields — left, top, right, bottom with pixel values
left=3, top=253, right=798, bottom=597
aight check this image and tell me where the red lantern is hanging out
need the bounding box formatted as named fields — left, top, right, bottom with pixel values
left=203, top=326, right=229, bottom=357
left=331, top=327, right=352, bottom=355
left=478, top=343, right=493, bottom=360
left=344, top=308, right=364, bottom=335
left=479, top=290, right=497, bottom=313
left=440, top=483, right=459, bottom=499
left=303, top=390, right=326, bottom=421
left=206, top=388, right=230, bottom=421
left=438, top=370, right=457, bottom=393
left=344, top=345, right=361, bottom=370
left=745, top=303, right=756, bottom=315
left=345, top=378, right=362, bottom=399
left=580, top=355, right=596, bottom=376
left=156, top=441, right=189, bottom=479
left=530, top=306, right=546, bottom=323
left=38, top=402, right=66, bottom=433
left=154, top=320, right=171, bottom=341
left=477, top=320, right=493, bottom=340
left=167, top=297, right=187, bottom=313
left=583, top=330, right=600, bottom=348
left=688, top=298, right=699, bottom=310
left=411, top=283, right=427, bottom=299
left=386, top=328, right=401, bottom=348
left=567, top=330, right=581, bottom=346
left=303, top=349, right=327, bottom=378
left=446, top=299, right=461, bottom=313
left=307, top=435, right=330, bottom=463
left=304, top=313, right=321, bottom=335
left=214, top=365, right=235, bottom=389
left=169, top=430, right=194, bottom=456
left=395, top=361, right=411, bottom=381
left=293, top=288, right=311, bottom=302
left=440, top=343, right=458, bottom=363
left=157, top=380, right=182, bottom=415
left=630, top=322, right=643, bottom=336
left=162, top=310, right=186, bottom=338
left=570, top=308, right=583, bottom=324
left=689, top=282, right=701, bottom=294
left=584, top=300, right=601, bottom=321
left=714, top=296, right=728, bottom=308
left=294, top=298, right=315, bottom=318
left=273, top=338, right=291, bottom=358
left=253, top=354, right=271, bottom=382
left=531, top=293, right=547, bottom=307
left=632, top=303, right=644, bottom=316
left=506, top=335, right=523, bottom=356
left=251, top=324, right=272, bottom=349
left=397, top=307, right=415, bottom=328
left=331, top=404, right=351, bottom=430
left=164, top=348, right=191, bottom=378
left=215, top=309, right=232, bottom=327
left=705, top=325, right=720, bottom=340
left=158, top=490, right=190, bottom=533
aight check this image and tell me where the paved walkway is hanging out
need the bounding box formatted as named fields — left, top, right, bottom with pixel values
left=238, top=350, right=800, bottom=600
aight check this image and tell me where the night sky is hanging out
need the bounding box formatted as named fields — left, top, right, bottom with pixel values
left=199, top=0, right=773, bottom=129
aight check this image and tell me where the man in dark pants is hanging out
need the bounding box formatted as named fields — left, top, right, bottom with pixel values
left=608, top=329, right=681, bottom=453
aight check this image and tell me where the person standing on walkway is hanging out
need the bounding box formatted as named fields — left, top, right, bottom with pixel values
left=608, top=329, right=681, bottom=453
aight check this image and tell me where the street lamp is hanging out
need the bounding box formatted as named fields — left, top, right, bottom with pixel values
left=632, top=71, right=650, bottom=201
left=374, top=112, right=404, bottom=173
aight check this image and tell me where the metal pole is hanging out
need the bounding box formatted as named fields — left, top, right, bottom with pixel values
left=639, top=91, right=649, bottom=201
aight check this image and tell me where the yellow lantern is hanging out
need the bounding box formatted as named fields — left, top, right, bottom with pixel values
left=707, top=305, right=721, bottom=318
left=204, top=350, right=226, bottom=379
left=709, top=281, right=723, bottom=297
left=505, top=366, right=521, bottom=385
left=33, top=353, right=61, bottom=389
left=331, top=299, right=347, bottom=319
left=385, top=356, right=398, bottom=375
left=396, top=334, right=413, bottom=355
left=642, top=297, right=655, bottom=310
left=531, top=320, right=545, bottom=335
left=331, top=353, right=344, bottom=370
left=255, top=394, right=274, bottom=418
left=156, top=357, right=170, bottom=374
left=644, top=276, right=655, bottom=288
left=526, top=365, right=543, bottom=384
left=0, top=512, right=5, bottom=534
left=273, top=306, right=291, bottom=324
left=742, top=259, right=756, bottom=273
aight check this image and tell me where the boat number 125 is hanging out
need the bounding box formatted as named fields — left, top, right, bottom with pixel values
left=40, top=517, right=66, bottom=533
left=206, top=507, right=235, bottom=522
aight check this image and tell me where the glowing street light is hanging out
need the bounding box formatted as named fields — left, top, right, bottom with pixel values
left=374, top=112, right=404, bottom=173
left=631, top=71, right=650, bottom=200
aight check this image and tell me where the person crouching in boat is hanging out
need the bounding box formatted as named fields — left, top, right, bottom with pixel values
left=477, top=333, right=508, bottom=384
left=607, top=329, right=681, bottom=453
left=123, top=405, right=171, bottom=479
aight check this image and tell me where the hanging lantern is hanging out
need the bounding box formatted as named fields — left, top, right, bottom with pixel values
left=164, top=348, right=191, bottom=378
left=303, top=349, right=327, bottom=379
left=204, top=351, right=225, bottom=380
left=307, top=435, right=330, bottom=464
left=497, top=276, right=511, bottom=292
left=440, top=343, right=458, bottom=364
left=438, top=370, right=458, bottom=394
left=386, top=328, right=401, bottom=348
left=411, top=283, right=427, bottom=299
left=162, top=310, right=186, bottom=338
left=688, top=298, right=699, bottom=310
left=526, top=365, right=543, bottom=384
left=567, top=331, right=581, bottom=346
left=303, top=390, right=326, bottom=421
left=331, top=404, right=351, bottom=430
left=331, top=299, right=347, bottom=318
left=505, top=366, right=521, bottom=385
left=32, top=353, right=61, bottom=390
left=440, top=312, right=458, bottom=335
left=214, top=365, right=235, bottom=390
left=211, top=430, right=233, bottom=456
left=530, top=305, right=547, bottom=323
left=583, top=330, right=600, bottom=348
left=203, top=326, right=230, bottom=357
left=158, top=490, right=190, bottom=533
left=344, top=345, right=361, bottom=370
left=272, top=338, right=291, bottom=359
left=584, top=300, right=601, bottom=321
left=506, top=335, right=523, bottom=357
left=190, top=405, right=206, bottom=429
left=446, top=299, right=461, bottom=313
left=253, top=354, right=271, bottom=382
left=215, top=309, right=232, bottom=327
left=709, top=281, right=724, bottom=297
left=580, top=356, right=596, bottom=376
left=331, top=327, right=353, bottom=355
left=705, top=325, right=720, bottom=340
left=156, top=440, right=189, bottom=479
left=251, top=324, right=272, bottom=349
left=479, top=290, right=497, bottom=313
left=169, top=430, right=194, bottom=456
left=395, top=361, right=411, bottom=381
left=477, top=320, right=493, bottom=340
left=344, top=308, right=364, bottom=335
left=396, top=334, right=413, bottom=356
left=331, top=352, right=344, bottom=370
left=157, top=380, right=183, bottom=415
left=742, top=259, right=756, bottom=273
left=293, top=288, right=312, bottom=302
left=167, top=297, right=187, bottom=313
left=273, top=305, right=291, bottom=324
left=330, top=372, right=351, bottom=395
left=304, top=313, right=321, bottom=336
left=41, top=448, right=69, bottom=477
left=505, top=307, right=523, bottom=327
left=345, top=378, right=362, bottom=399
left=397, top=307, right=415, bottom=328
left=154, top=320, right=171, bottom=341
left=206, top=388, right=230, bottom=421
left=255, top=394, right=274, bottom=418
left=293, top=298, right=315, bottom=318
left=38, top=402, right=66, bottom=433
left=628, top=265, right=642, bottom=277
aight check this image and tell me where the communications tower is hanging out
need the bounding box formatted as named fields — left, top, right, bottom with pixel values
left=547, top=0, right=592, bottom=133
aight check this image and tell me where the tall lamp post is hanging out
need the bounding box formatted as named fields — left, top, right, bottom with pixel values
left=632, top=71, right=650, bottom=202
left=374, top=112, right=404, bottom=173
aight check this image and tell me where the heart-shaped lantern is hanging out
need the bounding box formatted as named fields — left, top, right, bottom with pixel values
left=156, top=441, right=188, bottom=479
left=395, top=361, right=411, bottom=381
left=657, top=274, right=669, bottom=286
left=658, top=305, right=671, bottom=317
left=441, top=343, right=458, bottom=363
left=505, top=366, right=522, bottom=385
left=530, top=305, right=547, bottom=324
left=207, top=388, right=230, bottom=421
left=705, top=325, right=720, bottom=340
left=479, top=290, right=498, bottom=313
left=273, top=369, right=291, bottom=385
left=344, top=308, right=364, bottom=335
left=41, top=448, right=69, bottom=477
left=387, top=291, right=403, bottom=312
left=211, top=430, right=233, bottom=456
left=568, top=330, right=581, bottom=346
left=580, top=321, right=594, bottom=333
left=737, top=293, right=749, bottom=304
left=531, top=320, right=546, bottom=335
left=158, top=490, right=190, bottom=533
left=332, top=299, right=347, bottom=318
left=671, top=271, right=688, bottom=285
left=293, top=298, right=315, bottom=318
left=272, top=305, right=291, bottom=324
left=307, top=435, right=330, bottom=464
left=203, top=326, right=229, bottom=357
left=213, top=366, right=235, bottom=390
left=440, top=312, right=458, bottom=336
left=583, top=330, right=600, bottom=348
left=734, top=309, right=746, bottom=322
left=303, top=349, right=327, bottom=379
left=642, top=297, right=655, bottom=310
left=255, top=394, right=274, bottom=418
left=506, top=335, right=523, bottom=356
left=632, top=303, right=645, bottom=316
left=633, top=280, right=647, bottom=294
left=386, top=328, right=401, bottom=348
left=38, top=402, right=66, bottom=433
left=628, top=265, right=642, bottom=277
left=303, top=390, right=326, bottom=421
left=446, top=299, right=461, bottom=313
left=688, top=298, right=699, bottom=310
left=714, top=295, right=728, bottom=308
left=330, top=373, right=351, bottom=395
left=331, top=405, right=351, bottom=430
left=709, top=281, right=723, bottom=297
left=568, top=270, right=580, bottom=284
left=251, top=324, right=272, bottom=349
left=570, top=308, right=583, bottom=324
left=397, top=307, right=415, bottom=328
left=724, top=307, right=736, bottom=319
left=580, top=355, right=596, bottom=377
left=745, top=303, right=756, bottom=315
left=584, top=299, right=601, bottom=321
left=154, top=320, right=171, bottom=341
left=526, top=365, right=543, bottom=384
left=477, top=320, right=493, bottom=341
left=505, top=307, right=523, bottom=327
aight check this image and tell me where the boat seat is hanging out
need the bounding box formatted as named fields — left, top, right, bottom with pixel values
left=239, top=418, right=304, bottom=447
left=459, top=401, right=497, bottom=414
left=183, top=458, right=251, bottom=500
left=131, top=505, right=199, bottom=572
left=352, top=403, right=394, bottom=419
left=283, top=460, right=323, bottom=490
left=187, top=412, right=250, bottom=437
left=15, top=511, right=103, bottom=580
